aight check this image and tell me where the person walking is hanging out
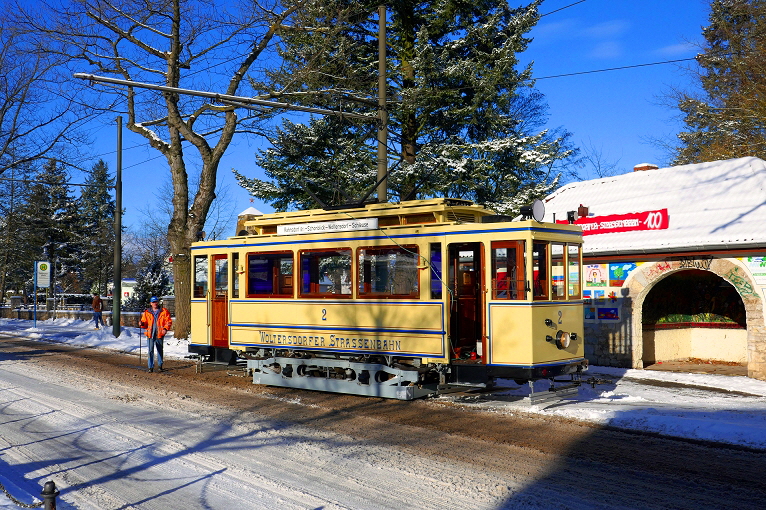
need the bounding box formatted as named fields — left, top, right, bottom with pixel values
left=91, top=293, right=106, bottom=329
left=139, top=296, right=172, bottom=373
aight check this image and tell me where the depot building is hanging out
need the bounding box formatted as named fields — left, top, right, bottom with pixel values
left=543, top=156, right=766, bottom=380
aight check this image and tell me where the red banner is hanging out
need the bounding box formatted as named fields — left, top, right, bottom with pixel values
left=557, top=209, right=669, bottom=236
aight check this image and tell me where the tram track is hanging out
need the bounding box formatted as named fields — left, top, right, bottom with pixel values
left=1, top=335, right=765, bottom=509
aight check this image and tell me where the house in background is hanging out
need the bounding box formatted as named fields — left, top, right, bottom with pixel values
left=543, top=157, right=766, bottom=380
left=120, top=279, right=137, bottom=303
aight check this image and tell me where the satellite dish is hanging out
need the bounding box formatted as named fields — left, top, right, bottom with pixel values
left=520, top=199, right=545, bottom=222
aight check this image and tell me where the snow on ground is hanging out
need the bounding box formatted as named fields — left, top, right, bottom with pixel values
left=451, top=367, right=766, bottom=451
left=2, top=317, right=766, bottom=452
left=0, top=317, right=191, bottom=360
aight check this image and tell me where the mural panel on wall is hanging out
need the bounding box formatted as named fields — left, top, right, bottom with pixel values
left=609, top=263, right=637, bottom=287
left=585, top=264, right=607, bottom=287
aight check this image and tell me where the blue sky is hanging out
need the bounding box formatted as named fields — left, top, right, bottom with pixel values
left=524, top=0, right=709, bottom=175
left=96, top=0, right=711, bottom=235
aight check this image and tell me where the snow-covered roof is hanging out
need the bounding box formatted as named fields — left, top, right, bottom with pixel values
left=542, top=156, right=766, bottom=256
left=238, top=206, right=263, bottom=216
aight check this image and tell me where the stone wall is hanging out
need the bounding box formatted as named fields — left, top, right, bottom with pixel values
left=0, top=307, right=147, bottom=327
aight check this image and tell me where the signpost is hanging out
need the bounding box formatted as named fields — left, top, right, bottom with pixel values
left=34, top=261, right=50, bottom=328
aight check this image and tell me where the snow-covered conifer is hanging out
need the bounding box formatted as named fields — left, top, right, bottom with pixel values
left=235, top=0, right=575, bottom=214
left=79, top=160, right=116, bottom=295
left=673, top=0, right=766, bottom=164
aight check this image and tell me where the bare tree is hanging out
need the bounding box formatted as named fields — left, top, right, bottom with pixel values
left=13, top=0, right=315, bottom=337
left=137, top=173, right=237, bottom=243
left=576, top=139, right=623, bottom=180
left=122, top=228, right=171, bottom=280
left=0, top=9, right=91, bottom=174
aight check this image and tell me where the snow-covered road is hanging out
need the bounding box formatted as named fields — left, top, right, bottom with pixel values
left=7, top=317, right=766, bottom=450
left=2, top=318, right=766, bottom=509
left=0, top=343, right=525, bottom=509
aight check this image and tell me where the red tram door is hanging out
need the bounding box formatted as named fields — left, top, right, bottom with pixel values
left=211, top=254, right=229, bottom=348
left=448, top=243, right=484, bottom=360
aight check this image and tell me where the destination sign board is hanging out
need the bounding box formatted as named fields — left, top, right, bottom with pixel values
left=277, top=218, right=378, bottom=235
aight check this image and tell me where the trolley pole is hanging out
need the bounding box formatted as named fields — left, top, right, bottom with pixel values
left=113, top=116, right=122, bottom=337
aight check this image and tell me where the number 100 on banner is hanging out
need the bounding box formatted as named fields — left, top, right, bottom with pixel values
left=558, top=209, right=669, bottom=236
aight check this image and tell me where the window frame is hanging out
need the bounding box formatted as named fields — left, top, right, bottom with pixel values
left=298, top=248, right=353, bottom=298
left=550, top=242, right=567, bottom=300
left=357, top=244, right=420, bottom=299
left=246, top=251, right=294, bottom=299
left=193, top=255, right=208, bottom=299
left=430, top=243, right=443, bottom=300
left=567, top=244, right=582, bottom=300
left=490, top=240, right=526, bottom=300
left=532, top=241, right=549, bottom=301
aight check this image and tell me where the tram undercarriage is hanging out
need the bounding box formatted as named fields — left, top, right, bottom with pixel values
left=247, top=353, right=440, bottom=400
left=237, top=348, right=589, bottom=401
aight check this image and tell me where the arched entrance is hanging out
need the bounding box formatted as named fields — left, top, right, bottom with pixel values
left=641, top=269, right=747, bottom=364
left=626, top=257, right=766, bottom=380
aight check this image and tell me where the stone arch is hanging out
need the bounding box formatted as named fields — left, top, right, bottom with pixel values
left=624, top=257, right=766, bottom=380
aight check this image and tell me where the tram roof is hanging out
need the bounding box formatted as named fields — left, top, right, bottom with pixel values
left=542, top=156, right=766, bottom=256
left=239, top=197, right=496, bottom=233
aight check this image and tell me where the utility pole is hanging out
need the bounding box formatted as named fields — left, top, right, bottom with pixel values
left=113, top=116, right=122, bottom=337
left=377, top=5, right=388, bottom=203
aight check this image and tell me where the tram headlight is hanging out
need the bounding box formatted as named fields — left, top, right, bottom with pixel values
left=546, top=330, right=570, bottom=350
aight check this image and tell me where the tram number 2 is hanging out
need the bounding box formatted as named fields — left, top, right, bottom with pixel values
left=322, top=309, right=327, bottom=321
left=558, top=310, right=563, bottom=324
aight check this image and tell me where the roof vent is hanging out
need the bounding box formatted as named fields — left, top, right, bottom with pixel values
left=633, top=163, right=659, bottom=172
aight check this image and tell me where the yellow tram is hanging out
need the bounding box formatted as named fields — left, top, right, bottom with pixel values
left=188, top=198, right=587, bottom=399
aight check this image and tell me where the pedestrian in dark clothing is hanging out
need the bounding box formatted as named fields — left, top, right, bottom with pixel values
left=139, top=296, right=172, bottom=373
left=92, top=293, right=106, bottom=329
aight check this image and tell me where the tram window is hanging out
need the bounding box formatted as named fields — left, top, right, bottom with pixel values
left=193, top=255, right=208, bottom=298
left=300, top=249, right=352, bottom=297
left=214, top=256, right=228, bottom=298
left=532, top=242, right=549, bottom=300
left=247, top=252, right=293, bottom=298
left=551, top=243, right=566, bottom=299
left=568, top=244, right=582, bottom=299
left=430, top=243, right=443, bottom=299
left=232, top=253, right=240, bottom=299
left=358, top=246, right=419, bottom=298
left=491, top=241, right=525, bottom=300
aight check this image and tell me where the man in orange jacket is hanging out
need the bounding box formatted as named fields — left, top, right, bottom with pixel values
left=139, top=296, right=172, bottom=373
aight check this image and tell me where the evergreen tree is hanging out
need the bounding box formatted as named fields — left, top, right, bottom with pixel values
left=17, top=159, right=80, bottom=294
left=673, top=0, right=766, bottom=164
left=0, top=161, right=35, bottom=301
left=122, top=257, right=172, bottom=312
left=79, top=159, right=116, bottom=295
left=235, top=0, right=574, bottom=213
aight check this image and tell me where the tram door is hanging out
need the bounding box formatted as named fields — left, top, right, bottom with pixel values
left=211, top=254, right=229, bottom=348
left=448, top=243, right=484, bottom=359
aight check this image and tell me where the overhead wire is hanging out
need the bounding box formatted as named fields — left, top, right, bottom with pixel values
left=533, top=56, right=699, bottom=81
left=83, top=0, right=702, bottom=178
left=540, top=0, right=588, bottom=18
